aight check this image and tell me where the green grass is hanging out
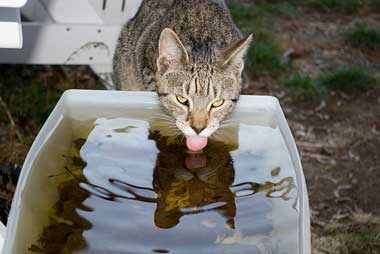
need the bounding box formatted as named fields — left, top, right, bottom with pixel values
left=228, top=0, right=380, bottom=21
left=227, top=1, right=254, bottom=22
left=228, top=0, right=301, bottom=19
left=227, top=1, right=288, bottom=76
left=318, top=67, right=379, bottom=91
left=0, top=66, right=100, bottom=128
left=0, top=66, right=58, bottom=126
left=348, top=229, right=380, bottom=254
left=280, top=68, right=379, bottom=97
left=360, top=232, right=380, bottom=242
left=370, top=0, right=380, bottom=11
left=345, top=23, right=380, bottom=50
left=227, top=0, right=302, bottom=33
left=306, top=0, right=365, bottom=13
left=227, top=0, right=380, bottom=83
left=254, top=2, right=302, bottom=17
left=227, top=1, right=256, bottom=34
left=281, top=74, right=321, bottom=98
left=246, top=41, right=285, bottom=76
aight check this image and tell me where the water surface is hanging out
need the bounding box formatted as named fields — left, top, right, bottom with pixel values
left=28, top=117, right=299, bottom=254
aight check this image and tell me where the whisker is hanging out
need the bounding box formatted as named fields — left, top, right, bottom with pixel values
left=221, top=118, right=235, bottom=123
left=150, top=113, right=174, bottom=118
left=150, top=116, right=175, bottom=122
left=159, top=130, right=182, bottom=137
left=211, top=126, right=233, bottom=139
left=219, top=121, right=237, bottom=128
left=150, top=112, right=175, bottom=119
left=159, top=125, right=180, bottom=131
left=162, top=129, right=181, bottom=134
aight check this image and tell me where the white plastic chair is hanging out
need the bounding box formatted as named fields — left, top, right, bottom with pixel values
left=0, top=0, right=27, bottom=48
left=0, top=0, right=143, bottom=89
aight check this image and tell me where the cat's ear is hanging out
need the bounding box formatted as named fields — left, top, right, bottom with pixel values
left=221, top=34, right=253, bottom=77
left=157, top=28, right=189, bottom=74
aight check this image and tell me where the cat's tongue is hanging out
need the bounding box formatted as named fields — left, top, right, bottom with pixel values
left=186, top=136, right=208, bottom=152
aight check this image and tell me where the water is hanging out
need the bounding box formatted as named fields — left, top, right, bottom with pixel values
left=25, top=115, right=299, bottom=254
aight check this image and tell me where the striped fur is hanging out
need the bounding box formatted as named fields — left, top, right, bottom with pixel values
left=113, top=0, right=252, bottom=138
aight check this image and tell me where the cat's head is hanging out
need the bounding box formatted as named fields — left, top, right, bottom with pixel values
left=155, top=28, right=252, bottom=141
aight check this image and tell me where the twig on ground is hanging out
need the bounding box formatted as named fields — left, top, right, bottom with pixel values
left=315, top=247, right=333, bottom=254
left=320, top=175, right=338, bottom=184
left=297, top=141, right=326, bottom=148
left=0, top=95, right=23, bottom=142
left=301, top=151, right=337, bottom=165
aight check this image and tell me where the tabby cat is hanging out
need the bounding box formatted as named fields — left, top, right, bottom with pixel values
left=113, top=0, right=252, bottom=151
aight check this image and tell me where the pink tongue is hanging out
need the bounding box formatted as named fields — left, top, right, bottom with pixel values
left=186, top=136, right=208, bottom=152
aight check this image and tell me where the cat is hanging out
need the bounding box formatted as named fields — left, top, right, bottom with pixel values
left=113, top=0, right=252, bottom=151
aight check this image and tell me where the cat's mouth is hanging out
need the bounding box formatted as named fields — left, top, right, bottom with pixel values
left=186, top=136, right=208, bottom=152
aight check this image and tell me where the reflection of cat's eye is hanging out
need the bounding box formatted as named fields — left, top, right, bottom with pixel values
left=176, top=95, right=189, bottom=106
left=212, top=99, right=224, bottom=108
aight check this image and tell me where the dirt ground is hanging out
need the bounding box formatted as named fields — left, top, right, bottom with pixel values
left=243, top=7, right=380, bottom=254
left=247, top=80, right=380, bottom=253
left=1, top=2, right=380, bottom=254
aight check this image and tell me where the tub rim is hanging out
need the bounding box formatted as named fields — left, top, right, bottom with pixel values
left=1, top=90, right=310, bottom=254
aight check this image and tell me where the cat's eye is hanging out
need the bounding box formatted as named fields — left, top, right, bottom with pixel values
left=212, top=99, right=224, bottom=108
left=176, top=95, right=189, bottom=106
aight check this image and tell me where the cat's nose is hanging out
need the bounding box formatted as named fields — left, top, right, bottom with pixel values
left=193, top=126, right=205, bottom=134
left=189, top=113, right=208, bottom=134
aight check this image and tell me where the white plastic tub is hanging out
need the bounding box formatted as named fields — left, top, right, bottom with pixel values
left=0, top=90, right=311, bottom=254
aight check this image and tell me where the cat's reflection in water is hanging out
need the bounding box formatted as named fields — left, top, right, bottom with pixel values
left=151, top=134, right=237, bottom=229
left=107, top=130, right=295, bottom=230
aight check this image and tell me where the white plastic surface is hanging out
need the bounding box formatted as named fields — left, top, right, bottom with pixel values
left=38, top=0, right=142, bottom=24
left=0, top=0, right=143, bottom=65
left=0, top=0, right=27, bottom=8
left=0, top=23, right=121, bottom=64
left=1, top=90, right=311, bottom=254
left=0, top=8, right=23, bottom=48
left=0, top=222, right=5, bottom=252
left=0, top=0, right=145, bottom=88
